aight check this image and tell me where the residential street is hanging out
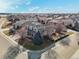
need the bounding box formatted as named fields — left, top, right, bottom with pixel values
left=0, top=34, right=27, bottom=59
left=0, top=15, right=79, bottom=59
left=0, top=16, right=27, bottom=59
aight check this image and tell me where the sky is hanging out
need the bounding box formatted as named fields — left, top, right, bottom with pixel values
left=0, top=0, right=79, bottom=13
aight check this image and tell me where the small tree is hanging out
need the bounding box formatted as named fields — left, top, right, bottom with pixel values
left=60, top=38, right=70, bottom=46
left=32, top=31, right=44, bottom=45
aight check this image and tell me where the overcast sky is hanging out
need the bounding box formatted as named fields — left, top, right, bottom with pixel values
left=0, top=0, right=79, bottom=13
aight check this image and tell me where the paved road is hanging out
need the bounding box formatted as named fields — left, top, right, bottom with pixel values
left=0, top=32, right=27, bottom=59
left=70, top=49, right=79, bottom=59
left=0, top=34, right=11, bottom=58
left=44, top=31, right=79, bottom=59
left=0, top=16, right=27, bottom=59
left=0, top=16, right=79, bottom=59
left=0, top=27, right=79, bottom=59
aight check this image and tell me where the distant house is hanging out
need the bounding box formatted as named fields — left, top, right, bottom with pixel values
left=27, top=22, right=44, bottom=37
left=43, top=20, right=67, bottom=37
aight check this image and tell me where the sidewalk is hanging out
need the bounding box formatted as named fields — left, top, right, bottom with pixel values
left=70, top=49, right=79, bottom=59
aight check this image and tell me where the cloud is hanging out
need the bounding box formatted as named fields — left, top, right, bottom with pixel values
left=0, top=0, right=78, bottom=13
left=27, top=7, right=57, bottom=13
left=25, top=0, right=32, bottom=5
left=26, top=6, right=78, bottom=13
left=0, top=0, right=32, bottom=12
left=28, top=6, right=40, bottom=11
left=0, top=0, right=11, bottom=12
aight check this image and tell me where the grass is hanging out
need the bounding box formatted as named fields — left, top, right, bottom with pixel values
left=3, top=28, right=72, bottom=50
left=2, top=23, right=7, bottom=29
left=3, top=30, right=10, bottom=36
left=2, top=20, right=73, bottom=50
left=1, top=20, right=11, bottom=29
left=20, top=38, right=53, bottom=50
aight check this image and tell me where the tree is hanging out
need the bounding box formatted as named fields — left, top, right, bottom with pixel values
left=32, top=31, right=44, bottom=45
left=60, top=38, right=70, bottom=46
